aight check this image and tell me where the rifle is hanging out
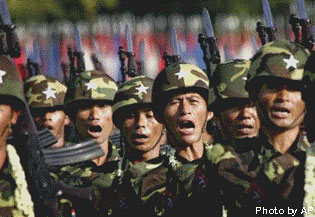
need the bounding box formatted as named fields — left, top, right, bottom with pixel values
left=198, top=8, right=220, bottom=80
left=67, top=24, right=85, bottom=85
left=295, top=0, right=314, bottom=51
left=118, top=24, right=138, bottom=83
left=163, top=25, right=181, bottom=67
left=0, top=0, right=20, bottom=57
left=256, top=0, right=276, bottom=45
left=125, top=24, right=137, bottom=78
left=26, top=39, right=41, bottom=77
left=137, top=39, right=145, bottom=75
left=91, top=39, right=106, bottom=73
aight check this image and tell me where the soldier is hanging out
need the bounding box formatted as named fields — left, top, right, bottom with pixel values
left=210, top=59, right=260, bottom=147
left=216, top=40, right=312, bottom=216
left=132, top=62, right=224, bottom=217
left=90, top=75, right=168, bottom=216
left=243, top=40, right=312, bottom=216
left=24, top=74, right=70, bottom=148
left=54, top=70, right=119, bottom=216
left=112, top=75, right=166, bottom=164
left=0, top=55, right=35, bottom=216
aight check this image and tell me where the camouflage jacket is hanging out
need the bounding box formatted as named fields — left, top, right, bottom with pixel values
left=91, top=155, right=167, bottom=217
left=51, top=141, right=122, bottom=217
left=134, top=143, right=224, bottom=217
left=0, top=145, right=34, bottom=217
left=216, top=131, right=311, bottom=217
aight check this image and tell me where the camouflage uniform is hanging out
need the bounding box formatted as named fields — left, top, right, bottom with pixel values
left=130, top=63, right=224, bottom=217
left=88, top=75, right=170, bottom=216
left=0, top=55, right=35, bottom=216
left=53, top=70, right=120, bottom=216
left=217, top=40, right=313, bottom=216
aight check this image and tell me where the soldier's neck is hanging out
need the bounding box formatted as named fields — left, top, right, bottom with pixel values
left=93, top=140, right=109, bottom=166
left=262, top=125, right=300, bottom=154
left=129, top=145, right=160, bottom=164
left=50, top=137, right=65, bottom=149
left=176, top=141, right=204, bottom=162
left=0, top=144, right=7, bottom=170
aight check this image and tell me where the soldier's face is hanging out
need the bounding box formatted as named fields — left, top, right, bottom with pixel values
left=0, top=104, right=20, bottom=148
left=122, top=108, right=164, bottom=153
left=75, top=102, right=114, bottom=144
left=33, top=109, right=70, bottom=141
left=163, top=92, right=212, bottom=147
left=219, top=98, right=260, bottom=139
left=257, top=82, right=305, bottom=129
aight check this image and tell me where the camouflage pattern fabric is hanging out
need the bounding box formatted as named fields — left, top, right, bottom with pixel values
left=24, top=74, right=67, bottom=108
left=134, top=143, right=227, bottom=217
left=50, top=142, right=122, bottom=216
left=0, top=162, right=22, bottom=216
left=65, top=70, right=118, bottom=107
left=112, top=75, right=154, bottom=128
left=0, top=148, right=33, bottom=217
left=0, top=55, right=25, bottom=108
left=91, top=155, right=167, bottom=217
left=246, top=40, right=312, bottom=91
left=213, top=59, right=251, bottom=100
left=152, top=62, right=210, bottom=121
left=212, top=132, right=312, bottom=217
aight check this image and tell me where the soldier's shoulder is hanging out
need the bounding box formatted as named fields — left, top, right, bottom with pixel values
left=205, top=142, right=239, bottom=164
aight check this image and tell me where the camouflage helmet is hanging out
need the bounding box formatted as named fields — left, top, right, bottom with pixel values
left=152, top=62, right=210, bottom=122
left=213, top=59, right=251, bottom=99
left=0, top=55, right=25, bottom=109
left=24, top=74, right=67, bottom=108
left=65, top=70, right=118, bottom=108
left=112, top=75, right=154, bottom=128
left=245, top=40, right=312, bottom=92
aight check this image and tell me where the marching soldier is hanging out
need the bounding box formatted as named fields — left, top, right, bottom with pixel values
left=91, top=75, right=168, bottom=216
left=24, top=74, right=71, bottom=148
left=133, top=62, right=223, bottom=217
left=210, top=59, right=260, bottom=148
left=112, top=75, right=166, bottom=164
left=244, top=40, right=312, bottom=216
left=217, top=40, right=313, bottom=216
left=0, top=55, right=35, bottom=216
left=54, top=70, right=120, bottom=216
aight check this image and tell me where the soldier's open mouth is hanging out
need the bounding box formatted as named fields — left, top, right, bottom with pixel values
left=132, top=134, right=148, bottom=139
left=88, top=125, right=102, bottom=133
left=236, top=124, right=253, bottom=129
left=46, top=125, right=54, bottom=130
left=179, top=121, right=195, bottom=129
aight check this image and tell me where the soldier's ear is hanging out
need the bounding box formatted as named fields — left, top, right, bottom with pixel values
left=64, top=114, right=71, bottom=126
left=11, top=110, right=21, bottom=125
left=206, top=111, right=214, bottom=122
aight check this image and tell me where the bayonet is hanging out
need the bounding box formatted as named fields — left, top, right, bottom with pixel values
left=261, top=0, right=276, bottom=43
left=91, top=39, right=105, bottom=73
left=0, top=0, right=20, bottom=57
left=67, top=24, right=85, bottom=85
left=125, top=24, right=137, bottom=78
left=138, top=39, right=145, bottom=75
left=163, top=25, right=181, bottom=67
left=198, top=7, right=220, bottom=80
left=118, top=45, right=127, bottom=83
left=27, top=39, right=41, bottom=77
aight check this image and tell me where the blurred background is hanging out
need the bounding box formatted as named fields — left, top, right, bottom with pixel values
left=5, top=0, right=315, bottom=82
